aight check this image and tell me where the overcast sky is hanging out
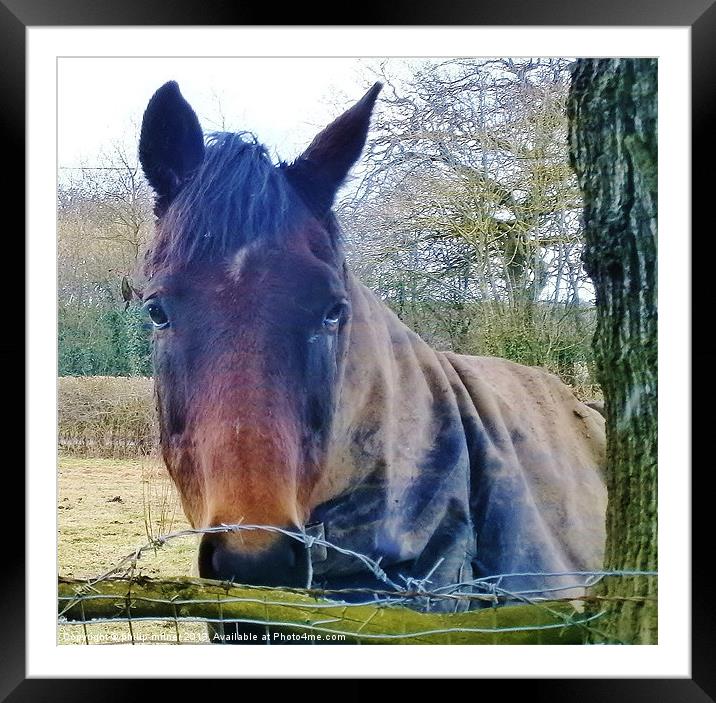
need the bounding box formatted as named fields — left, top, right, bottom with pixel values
left=58, top=57, right=408, bottom=169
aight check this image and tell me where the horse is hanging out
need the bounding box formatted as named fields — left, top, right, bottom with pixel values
left=137, top=81, right=607, bottom=635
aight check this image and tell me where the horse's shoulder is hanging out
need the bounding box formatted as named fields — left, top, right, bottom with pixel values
left=440, top=351, right=607, bottom=524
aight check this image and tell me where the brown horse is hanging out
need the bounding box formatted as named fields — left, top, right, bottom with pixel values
left=138, top=81, right=606, bottom=618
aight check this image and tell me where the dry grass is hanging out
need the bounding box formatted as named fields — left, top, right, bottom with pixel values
left=58, top=376, right=156, bottom=458
left=567, top=382, right=604, bottom=403
left=57, top=453, right=197, bottom=577
left=57, top=453, right=208, bottom=643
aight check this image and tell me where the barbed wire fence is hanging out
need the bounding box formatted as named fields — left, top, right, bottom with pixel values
left=57, top=523, right=657, bottom=645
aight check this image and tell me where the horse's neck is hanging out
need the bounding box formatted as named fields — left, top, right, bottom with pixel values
left=308, top=273, right=478, bottom=581
left=341, top=272, right=443, bottom=431
left=312, top=273, right=460, bottom=506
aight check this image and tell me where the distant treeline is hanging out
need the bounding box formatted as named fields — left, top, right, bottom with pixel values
left=59, top=302, right=152, bottom=377
left=58, top=293, right=597, bottom=396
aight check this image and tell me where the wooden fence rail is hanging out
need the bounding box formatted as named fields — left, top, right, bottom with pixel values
left=58, top=576, right=599, bottom=644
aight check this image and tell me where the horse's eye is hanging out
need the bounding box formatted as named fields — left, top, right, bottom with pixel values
left=143, top=300, right=170, bottom=329
left=323, top=302, right=346, bottom=332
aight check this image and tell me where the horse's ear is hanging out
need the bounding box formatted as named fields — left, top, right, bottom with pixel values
left=121, top=275, right=143, bottom=310
left=139, top=81, right=205, bottom=216
left=286, top=82, right=382, bottom=215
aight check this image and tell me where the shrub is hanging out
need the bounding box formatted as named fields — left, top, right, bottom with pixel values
left=58, top=376, right=157, bottom=458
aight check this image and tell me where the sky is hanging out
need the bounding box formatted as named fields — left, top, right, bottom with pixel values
left=58, top=57, right=404, bottom=169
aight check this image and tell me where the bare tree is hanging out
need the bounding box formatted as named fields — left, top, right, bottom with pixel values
left=58, top=137, right=154, bottom=376
left=338, top=59, right=595, bottom=385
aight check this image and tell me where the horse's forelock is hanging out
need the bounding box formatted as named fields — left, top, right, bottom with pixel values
left=144, top=132, right=328, bottom=277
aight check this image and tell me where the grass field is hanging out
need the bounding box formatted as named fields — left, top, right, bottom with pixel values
left=57, top=454, right=209, bottom=643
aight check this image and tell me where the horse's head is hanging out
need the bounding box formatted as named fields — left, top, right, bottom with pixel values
left=139, top=81, right=380, bottom=587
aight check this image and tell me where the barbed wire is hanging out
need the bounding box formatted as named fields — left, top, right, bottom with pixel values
left=57, top=522, right=657, bottom=645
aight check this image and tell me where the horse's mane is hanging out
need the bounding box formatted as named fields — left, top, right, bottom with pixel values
left=145, top=132, right=306, bottom=274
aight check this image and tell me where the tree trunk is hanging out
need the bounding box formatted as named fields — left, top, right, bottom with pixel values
left=567, top=59, right=658, bottom=644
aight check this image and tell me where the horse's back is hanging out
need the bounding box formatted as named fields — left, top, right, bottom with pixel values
left=442, top=352, right=606, bottom=466
left=439, top=351, right=607, bottom=596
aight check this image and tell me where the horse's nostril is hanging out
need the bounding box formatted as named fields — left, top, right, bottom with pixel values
left=197, top=533, right=218, bottom=579
left=284, top=541, right=297, bottom=569
left=198, top=532, right=308, bottom=588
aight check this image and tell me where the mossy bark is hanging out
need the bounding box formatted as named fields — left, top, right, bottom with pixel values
left=567, top=59, right=658, bottom=644
left=59, top=577, right=595, bottom=645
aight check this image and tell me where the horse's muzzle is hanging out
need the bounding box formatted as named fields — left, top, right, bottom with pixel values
left=198, top=531, right=311, bottom=644
left=198, top=531, right=309, bottom=588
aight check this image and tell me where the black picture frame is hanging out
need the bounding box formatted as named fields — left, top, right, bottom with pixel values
left=12, top=0, right=708, bottom=696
